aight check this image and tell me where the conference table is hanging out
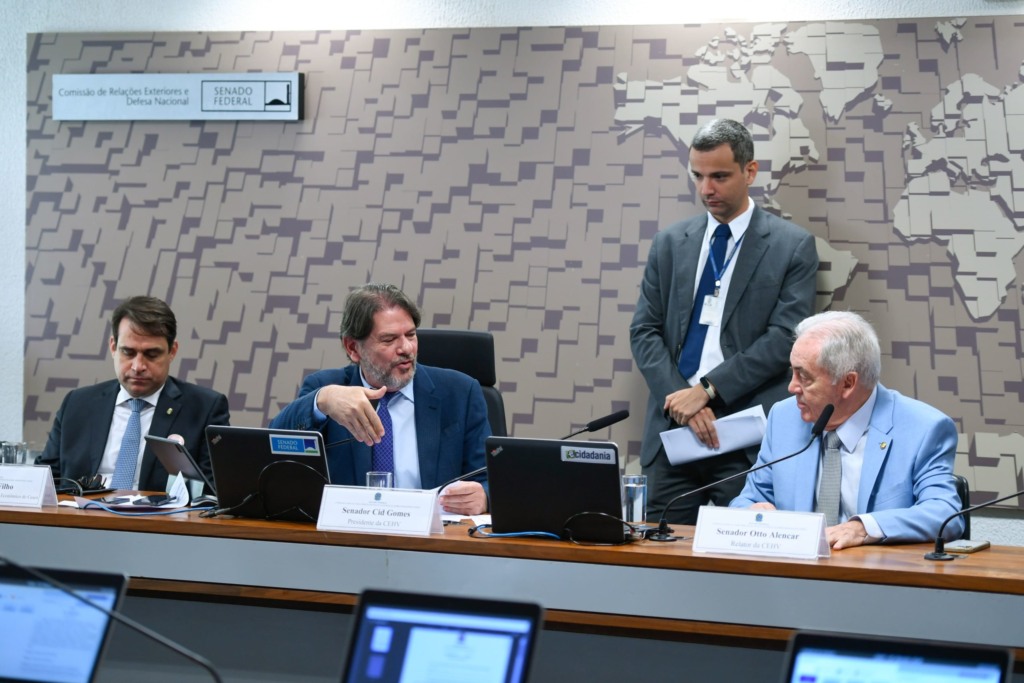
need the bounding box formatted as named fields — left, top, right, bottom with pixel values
left=2, top=503, right=1023, bottom=681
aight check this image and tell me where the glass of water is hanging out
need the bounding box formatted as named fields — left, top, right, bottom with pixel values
left=622, top=474, right=647, bottom=527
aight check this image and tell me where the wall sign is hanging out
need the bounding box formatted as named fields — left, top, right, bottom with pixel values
left=52, top=72, right=302, bottom=121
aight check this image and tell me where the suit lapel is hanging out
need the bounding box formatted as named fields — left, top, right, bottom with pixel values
left=340, top=366, right=374, bottom=484
left=794, top=439, right=820, bottom=512
left=721, top=207, right=768, bottom=331
left=859, top=386, right=895, bottom=512
left=88, top=382, right=120, bottom=473
left=413, top=368, right=442, bottom=488
left=673, top=219, right=707, bottom=339
left=142, top=378, right=184, bottom=487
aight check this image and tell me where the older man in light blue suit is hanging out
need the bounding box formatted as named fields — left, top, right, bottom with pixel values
left=730, top=311, right=963, bottom=549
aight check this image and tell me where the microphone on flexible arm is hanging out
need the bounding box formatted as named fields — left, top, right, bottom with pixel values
left=561, top=410, right=630, bottom=440
left=325, top=398, right=382, bottom=449
left=924, top=488, right=1024, bottom=561
left=0, top=554, right=224, bottom=683
left=647, top=403, right=835, bottom=542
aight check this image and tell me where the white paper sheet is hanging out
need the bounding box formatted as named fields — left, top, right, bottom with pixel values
left=659, top=405, right=767, bottom=465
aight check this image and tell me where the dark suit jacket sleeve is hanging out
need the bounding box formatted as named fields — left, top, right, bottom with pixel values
left=707, top=223, right=818, bottom=406
left=192, top=389, right=231, bottom=481
left=38, top=391, right=73, bottom=480
left=459, top=378, right=489, bottom=487
left=630, top=228, right=690, bottom=406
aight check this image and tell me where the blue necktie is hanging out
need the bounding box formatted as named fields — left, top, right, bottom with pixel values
left=371, top=393, right=394, bottom=474
left=678, top=224, right=731, bottom=379
left=111, top=398, right=146, bottom=490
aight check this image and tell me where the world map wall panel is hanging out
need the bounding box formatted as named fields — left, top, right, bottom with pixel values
left=25, top=18, right=1024, bottom=505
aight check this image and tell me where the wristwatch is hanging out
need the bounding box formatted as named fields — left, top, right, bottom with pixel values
left=699, top=376, right=717, bottom=401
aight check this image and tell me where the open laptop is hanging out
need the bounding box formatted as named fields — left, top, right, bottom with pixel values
left=145, top=434, right=217, bottom=496
left=0, top=564, right=127, bottom=683
left=486, top=436, right=625, bottom=543
left=205, top=425, right=330, bottom=523
left=780, top=631, right=1012, bottom=683
left=341, top=589, right=542, bottom=683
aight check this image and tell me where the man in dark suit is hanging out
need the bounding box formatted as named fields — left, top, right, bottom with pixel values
left=630, top=118, right=819, bottom=524
left=39, top=296, right=230, bottom=492
left=269, top=283, right=489, bottom=516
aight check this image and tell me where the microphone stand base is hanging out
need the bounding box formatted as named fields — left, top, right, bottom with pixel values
left=923, top=551, right=955, bottom=561
left=646, top=530, right=679, bottom=542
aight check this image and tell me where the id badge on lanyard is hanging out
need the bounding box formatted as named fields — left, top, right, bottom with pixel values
left=699, top=293, right=724, bottom=327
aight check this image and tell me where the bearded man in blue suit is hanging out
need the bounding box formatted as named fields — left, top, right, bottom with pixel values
left=731, top=311, right=964, bottom=549
left=269, top=283, right=489, bottom=516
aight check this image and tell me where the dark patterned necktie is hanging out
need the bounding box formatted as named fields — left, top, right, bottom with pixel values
left=371, top=392, right=394, bottom=473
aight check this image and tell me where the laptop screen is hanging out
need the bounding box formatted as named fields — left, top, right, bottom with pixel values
left=0, top=565, right=126, bottom=683
left=781, top=631, right=1011, bottom=683
left=342, top=590, right=542, bottom=683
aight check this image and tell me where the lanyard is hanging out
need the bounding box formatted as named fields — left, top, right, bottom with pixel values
left=709, top=231, right=744, bottom=297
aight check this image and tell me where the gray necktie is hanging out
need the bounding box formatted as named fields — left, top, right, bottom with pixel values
left=816, top=430, right=842, bottom=526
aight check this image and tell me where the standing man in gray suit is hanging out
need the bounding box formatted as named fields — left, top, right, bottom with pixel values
left=630, top=119, right=818, bottom=524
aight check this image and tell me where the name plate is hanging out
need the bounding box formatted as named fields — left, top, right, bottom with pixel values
left=0, top=465, right=58, bottom=508
left=693, top=506, right=829, bottom=560
left=317, top=485, right=443, bottom=537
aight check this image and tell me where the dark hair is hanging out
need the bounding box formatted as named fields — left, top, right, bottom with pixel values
left=340, top=283, right=421, bottom=343
left=691, top=119, right=755, bottom=168
left=111, top=296, right=177, bottom=347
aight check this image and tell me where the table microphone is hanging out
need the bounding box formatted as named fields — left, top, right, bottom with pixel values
left=0, top=554, right=224, bottom=683
left=435, top=466, right=488, bottom=493
left=924, top=488, right=1024, bottom=560
left=647, top=403, right=835, bottom=542
left=561, top=410, right=630, bottom=440
left=325, top=398, right=382, bottom=449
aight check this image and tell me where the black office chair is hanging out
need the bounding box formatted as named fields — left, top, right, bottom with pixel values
left=953, top=474, right=971, bottom=540
left=415, top=328, right=508, bottom=437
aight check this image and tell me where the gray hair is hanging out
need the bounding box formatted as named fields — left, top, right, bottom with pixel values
left=340, top=282, right=421, bottom=344
left=691, top=119, right=755, bottom=168
left=795, top=311, right=881, bottom=389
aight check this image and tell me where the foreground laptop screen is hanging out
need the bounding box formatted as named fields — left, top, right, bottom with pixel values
left=783, top=632, right=1010, bottom=683
left=342, top=590, right=541, bottom=683
left=0, top=566, right=125, bottom=683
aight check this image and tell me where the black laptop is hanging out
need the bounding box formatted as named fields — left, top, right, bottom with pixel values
left=486, top=436, right=625, bottom=543
left=780, top=631, right=1012, bottom=683
left=341, top=589, right=542, bottom=683
left=205, top=425, right=330, bottom=522
left=0, top=564, right=127, bottom=683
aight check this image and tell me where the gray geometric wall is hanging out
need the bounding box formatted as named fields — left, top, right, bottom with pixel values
left=25, top=18, right=1024, bottom=506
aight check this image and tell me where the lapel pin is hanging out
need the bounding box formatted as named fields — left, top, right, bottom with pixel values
left=167, top=408, right=174, bottom=415
left=879, top=441, right=887, bottom=449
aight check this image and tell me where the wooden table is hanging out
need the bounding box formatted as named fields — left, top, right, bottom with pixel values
left=3, top=504, right=1023, bottom=680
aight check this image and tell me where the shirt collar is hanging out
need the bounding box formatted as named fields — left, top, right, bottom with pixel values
left=704, top=197, right=754, bottom=243
left=834, top=386, right=878, bottom=451
left=115, top=384, right=162, bottom=407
